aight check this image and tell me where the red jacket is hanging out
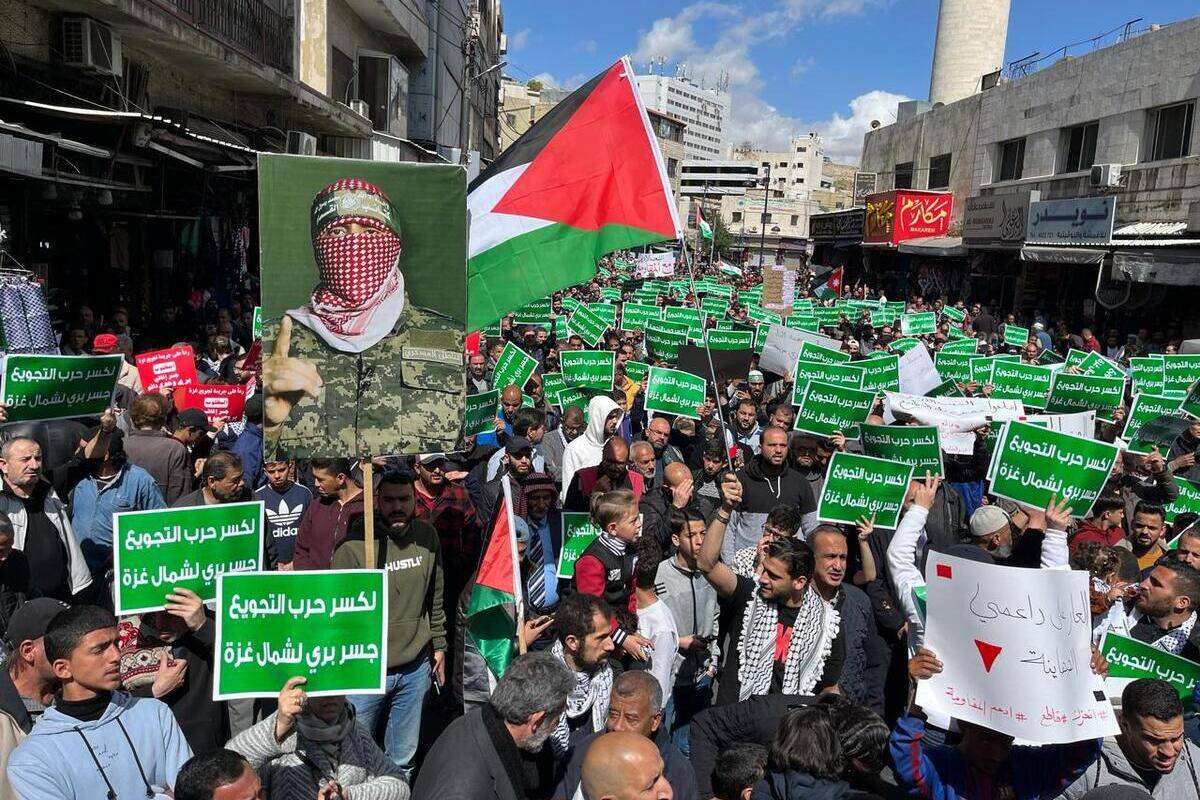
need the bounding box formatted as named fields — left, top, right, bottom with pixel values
left=293, top=491, right=366, bottom=570
left=1069, top=518, right=1125, bottom=550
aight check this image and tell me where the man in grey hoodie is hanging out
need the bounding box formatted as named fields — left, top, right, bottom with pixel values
left=7, top=605, right=191, bottom=799
left=1063, top=678, right=1200, bottom=799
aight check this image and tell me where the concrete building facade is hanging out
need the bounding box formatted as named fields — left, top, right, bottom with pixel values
left=928, top=0, right=1010, bottom=106
left=729, top=134, right=825, bottom=200
left=636, top=71, right=729, bottom=160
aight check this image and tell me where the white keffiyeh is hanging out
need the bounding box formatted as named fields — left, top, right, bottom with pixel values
left=550, top=639, right=613, bottom=756
left=737, top=587, right=839, bottom=702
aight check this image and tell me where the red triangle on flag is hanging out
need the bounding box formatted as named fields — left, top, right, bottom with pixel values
left=491, top=61, right=677, bottom=238
left=974, top=639, right=1002, bottom=673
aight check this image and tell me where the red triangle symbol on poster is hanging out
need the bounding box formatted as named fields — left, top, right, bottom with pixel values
left=974, top=640, right=1002, bottom=673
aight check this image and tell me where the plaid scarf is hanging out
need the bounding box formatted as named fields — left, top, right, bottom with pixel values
left=736, top=587, right=839, bottom=701
left=1153, top=611, right=1197, bottom=655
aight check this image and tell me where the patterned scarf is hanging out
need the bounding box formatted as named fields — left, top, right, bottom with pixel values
left=549, top=639, right=612, bottom=757
left=1152, top=611, right=1197, bottom=655
left=736, top=587, right=839, bottom=701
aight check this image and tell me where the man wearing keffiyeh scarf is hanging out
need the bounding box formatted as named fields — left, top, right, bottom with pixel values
left=261, top=177, right=466, bottom=459
left=548, top=593, right=616, bottom=758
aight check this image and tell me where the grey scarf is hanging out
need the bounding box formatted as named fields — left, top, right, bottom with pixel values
left=297, top=703, right=356, bottom=766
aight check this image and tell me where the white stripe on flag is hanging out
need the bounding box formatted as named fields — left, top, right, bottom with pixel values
left=468, top=163, right=556, bottom=259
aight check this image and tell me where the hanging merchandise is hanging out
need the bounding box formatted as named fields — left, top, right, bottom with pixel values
left=0, top=275, right=58, bottom=356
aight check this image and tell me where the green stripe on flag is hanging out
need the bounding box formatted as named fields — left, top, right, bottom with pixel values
left=465, top=583, right=517, bottom=681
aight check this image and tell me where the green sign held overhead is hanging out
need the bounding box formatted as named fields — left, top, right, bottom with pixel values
left=624, top=361, right=649, bottom=383
left=215, top=570, right=388, bottom=699
left=1045, top=372, right=1125, bottom=421
left=561, top=350, right=615, bottom=391
left=463, top=390, right=500, bottom=436
left=900, top=313, right=937, bottom=336
left=818, top=451, right=914, bottom=529
left=621, top=302, right=662, bottom=331
left=513, top=298, right=553, bottom=326
left=644, top=367, right=706, bottom=419
left=859, top=353, right=900, bottom=394
left=936, top=351, right=975, bottom=384
left=557, top=513, right=601, bottom=579
left=568, top=305, right=610, bottom=347
left=799, top=341, right=850, bottom=365
left=1165, top=478, right=1200, bottom=525
left=1130, top=357, right=1165, bottom=396
left=705, top=329, right=754, bottom=351
left=938, top=338, right=979, bottom=355
left=988, top=361, right=1053, bottom=409
left=645, top=322, right=687, bottom=363
left=793, top=379, right=876, bottom=439
left=1002, top=324, right=1030, bottom=348
left=860, top=424, right=943, bottom=478
left=114, top=502, right=263, bottom=615
left=491, top=342, right=538, bottom=392
left=588, top=303, right=618, bottom=328
left=988, top=420, right=1120, bottom=516
left=791, top=359, right=865, bottom=404
left=941, top=306, right=966, bottom=324
left=252, top=306, right=263, bottom=339
left=1, top=354, right=123, bottom=422
left=1180, top=380, right=1200, bottom=420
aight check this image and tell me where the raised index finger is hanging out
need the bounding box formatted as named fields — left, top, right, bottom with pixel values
left=273, top=315, right=292, bottom=359
left=282, top=675, right=307, bottom=691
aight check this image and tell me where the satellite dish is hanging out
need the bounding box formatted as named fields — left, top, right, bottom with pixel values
left=870, top=120, right=881, bottom=129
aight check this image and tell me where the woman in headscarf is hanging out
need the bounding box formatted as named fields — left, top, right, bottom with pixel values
left=227, top=677, right=408, bottom=799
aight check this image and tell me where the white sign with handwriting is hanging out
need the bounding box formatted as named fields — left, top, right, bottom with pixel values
left=916, top=552, right=1119, bottom=743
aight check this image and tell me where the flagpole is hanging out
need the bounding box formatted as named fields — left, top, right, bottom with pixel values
left=501, top=475, right=527, bottom=655
left=679, top=239, right=735, bottom=473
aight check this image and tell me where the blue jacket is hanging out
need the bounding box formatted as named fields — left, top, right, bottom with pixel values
left=8, top=691, right=192, bottom=800
left=70, top=463, right=165, bottom=574
left=222, top=422, right=264, bottom=490
left=890, top=712, right=1100, bottom=799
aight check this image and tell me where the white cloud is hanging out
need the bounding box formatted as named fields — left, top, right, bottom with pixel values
left=790, top=57, right=815, bottom=77
left=631, top=0, right=900, bottom=163
left=579, top=39, right=598, bottom=54
left=509, top=28, right=531, bottom=51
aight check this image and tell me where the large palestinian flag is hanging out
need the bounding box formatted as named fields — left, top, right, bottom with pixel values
left=467, top=57, right=683, bottom=331
left=464, top=476, right=522, bottom=683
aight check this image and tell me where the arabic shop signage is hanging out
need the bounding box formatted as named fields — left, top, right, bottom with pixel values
left=809, top=208, right=864, bottom=241
left=963, top=191, right=1038, bottom=247
left=863, top=190, right=952, bottom=245
left=1026, top=196, right=1115, bottom=244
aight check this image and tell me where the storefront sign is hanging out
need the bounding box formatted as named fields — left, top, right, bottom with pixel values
left=1026, top=196, right=1116, bottom=244
left=963, top=192, right=1035, bottom=247
left=809, top=208, right=864, bottom=241
left=864, top=190, right=953, bottom=245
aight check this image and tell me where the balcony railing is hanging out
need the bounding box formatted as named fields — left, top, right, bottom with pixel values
left=163, top=0, right=294, bottom=75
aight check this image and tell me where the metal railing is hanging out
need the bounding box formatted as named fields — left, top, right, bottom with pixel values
left=1006, top=18, right=1151, bottom=80
left=162, top=0, right=294, bottom=75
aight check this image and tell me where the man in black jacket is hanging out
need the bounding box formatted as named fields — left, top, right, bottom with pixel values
left=413, top=651, right=574, bottom=800
left=721, top=426, right=817, bottom=563
left=0, top=598, right=66, bottom=733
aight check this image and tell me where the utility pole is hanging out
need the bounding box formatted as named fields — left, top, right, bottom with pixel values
left=460, top=1, right=479, bottom=164
left=757, top=162, right=771, bottom=271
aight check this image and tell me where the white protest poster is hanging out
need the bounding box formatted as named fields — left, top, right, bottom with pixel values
left=916, top=552, right=1119, bottom=744
left=1023, top=411, right=1097, bottom=440
left=898, top=344, right=941, bottom=397
left=882, top=392, right=1025, bottom=455
left=759, top=324, right=842, bottom=376
left=634, top=252, right=676, bottom=278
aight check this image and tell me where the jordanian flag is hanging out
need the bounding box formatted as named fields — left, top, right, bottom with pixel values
left=716, top=260, right=741, bottom=277
left=698, top=209, right=713, bottom=240
left=812, top=266, right=844, bottom=300
left=467, top=57, right=683, bottom=330
left=465, top=477, right=523, bottom=682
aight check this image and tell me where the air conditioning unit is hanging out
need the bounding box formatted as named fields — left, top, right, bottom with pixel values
left=286, top=131, right=317, bottom=156
left=349, top=100, right=370, bottom=119
left=61, top=17, right=122, bottom=75
left=1090, top=163, right=1122, bottom=188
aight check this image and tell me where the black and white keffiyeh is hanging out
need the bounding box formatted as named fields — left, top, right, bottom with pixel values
left=549, top=639, right=613, bottom=756
left=737, top=588, right=839, bottom=701
left=1153, top=611, right=1197, bottom=655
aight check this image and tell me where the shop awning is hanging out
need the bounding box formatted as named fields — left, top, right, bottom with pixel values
left=897, top=235, right=967, bottom=257
left=1019, top=245, right=1107, bottom=265
left=1113, top=248, right=1200, bottom=286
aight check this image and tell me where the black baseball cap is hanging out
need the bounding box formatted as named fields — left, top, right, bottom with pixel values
left=6, top=598, right=69, bottom=647
left=505, top=436, right=533, bottom=455
left=177, top=408, right=215, bottom=432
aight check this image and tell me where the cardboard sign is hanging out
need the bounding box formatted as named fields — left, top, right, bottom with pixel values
left=817, top=451, right=913, bottom=529
left=557, top=513, right=601, bottom=579
left=1, top=354, right=122, bottom=422
left=898, top=344, right=942, bottom=397
left=491, top=342, right=538, bottom=392
left=561, top=351, right=615, bottom=391
left=114, top=502, right=263, bottom=614
left=987, top=420, right=1120, bottom=516
left=917, top=552, right=1118, bottom=743
left=644, top=367, right=706, bottom=419
left=175, top=384, right=248, bottom=420
left=215, top=570, right=387, bottom=699
left=758, top=324, right=842, bottom=377
left=136, top=346, right=199, bottom=392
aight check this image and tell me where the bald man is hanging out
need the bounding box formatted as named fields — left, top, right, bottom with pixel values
left=642, top=417, right=684, bottom=490
left=581, top=732, right=673, bottom=800
left=563, top=437, right=645, bottom=513
left=640, top=461, right=696, bottom=551
left=476, top=383, right=524, bottom=449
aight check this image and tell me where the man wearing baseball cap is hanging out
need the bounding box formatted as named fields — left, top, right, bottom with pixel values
left=261, top=177, right=465, bottom=460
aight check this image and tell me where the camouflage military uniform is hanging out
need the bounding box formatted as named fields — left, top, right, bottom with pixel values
left=264, top=297, right=465, bottom=459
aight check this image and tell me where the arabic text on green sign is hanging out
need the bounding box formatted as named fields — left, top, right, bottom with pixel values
left=1, top=354, right=123, bottom=422
left=818, top=451, right=913, bottom=529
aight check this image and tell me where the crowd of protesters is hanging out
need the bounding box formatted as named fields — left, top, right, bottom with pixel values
left=0, top=254, right=1195, bottom=800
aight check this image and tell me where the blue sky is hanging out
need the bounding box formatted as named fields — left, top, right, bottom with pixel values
left=499, top=0, right=1196, bottom=162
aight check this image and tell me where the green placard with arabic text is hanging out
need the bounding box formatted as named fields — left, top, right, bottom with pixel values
left=1, top=354, right=122, bottom=422
left=490, top=342, right=537, bottom=392
left=464, top=390, right=500, bottom=436
left=818, top=451, right=913, bottom=529
left=557, top=513, right=601, bottom=579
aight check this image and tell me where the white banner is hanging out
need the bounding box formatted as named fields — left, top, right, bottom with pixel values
left=898, top=344, right=942, bottom=397
left=883, top=392, right=1025, bottom=455
left=759, top=324, right=842, bottom=377
left=1023, top=411, right=1096, bottom=440
left=634, top=252, right=676, bottom=278
left=917, top=552, right=1119, bottom=743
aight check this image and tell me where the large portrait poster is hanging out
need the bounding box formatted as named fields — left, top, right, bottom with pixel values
left=259, top=154, right=467, bottom=459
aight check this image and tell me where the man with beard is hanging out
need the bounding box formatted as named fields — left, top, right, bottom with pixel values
left=1127, top=560, right=1200, bottom=661
left=788, top=434, right=825, bottom=500
left=729, top=399, right=762, bottom=455
left=261, top=178, right=464, bottom=460
left=413, top=652, right=574, bottom=800
left=333, top=469, right=445, bottom=780
left=467, top=352, right=491, bottom=395
left=479, top=437, right=538, bottom=527
left=691, top=438, right=729, bottom=519
left=476, top=384, right=524, bottom=449
left=642, top=417, right=683, bottom=491
left=171, top=452, right=247, bottom=509
left=549, top=593, right=616, bottom=759
left=721, top=426, right=817, bottom=563
left=563, top=438, right=645, bottom=513
left=561, top=396, right=624, bottom=503
left=630, top=442, right=657, bottom=487
left=485, top=407, right=547, bottom=480
left=520, top=473, right=564, bottom=620
left=1129, top=502, right=1170, bottom=570
left=543, top=405, right=585, bottom=485
left=698, top=473, right=843, bottom=705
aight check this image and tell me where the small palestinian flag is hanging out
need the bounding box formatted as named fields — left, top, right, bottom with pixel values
left=698, top=209, right=713, bottom=240
left=466, top=57, right=683, bottom=330
left=717, top=261, right=742, bottom=277
left=812, top=266, right=844, bottom=300
left=464, top=476, right=523, bottom=682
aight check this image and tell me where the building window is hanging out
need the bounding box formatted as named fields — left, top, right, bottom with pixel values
left=1060, top=122, right=1098, bottom=173
left=1145, top=101, right=1194, bottom=161
left=894, top=162, right=914, bottom=189
left=778, top=162, right=788, bottom=167
left=927, top=153, right=951, bottom=189
left=790, top=214, right=799, bottom=226
left=505, top=112, right=516, bottom=126
left=997, top=138, right=1025, bottom=181
left=666, top=158, right=678, bottom=177
left=761, top=213, right=773, bottom=224
left=732, top=211, right=742, bottom=223
left=773, top=190, right=784, bottom=198
left=797, top=146, right=806, bottom=152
